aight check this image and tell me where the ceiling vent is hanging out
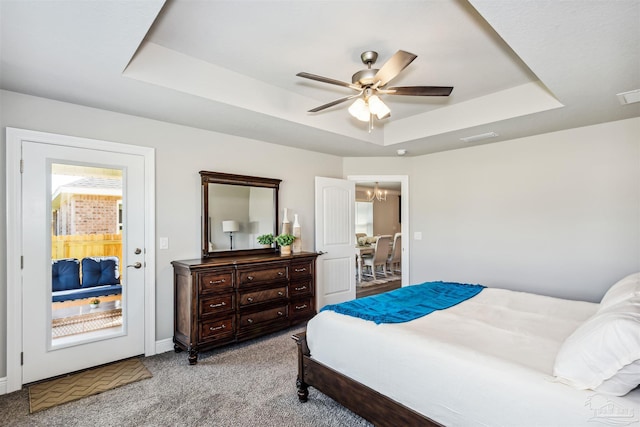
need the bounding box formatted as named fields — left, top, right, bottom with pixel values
left=460, top=132, right=498, bottom=143
left=617, top=89, right=640, bottom=105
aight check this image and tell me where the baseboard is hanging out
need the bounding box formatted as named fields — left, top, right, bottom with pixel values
left=155, top=338, right=174, bottom=355
left=0, top=377, right=7, bottom=395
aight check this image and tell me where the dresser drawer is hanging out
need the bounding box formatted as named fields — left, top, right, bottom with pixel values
left=289, top=279, right=313, bottom=298
left=289, top=298, right=314, bottom=319
left=239, top=286, right=287, bottom=306
left=199, top=317, right=235, bottom=342
left=198, top=271, right=234, bottom=294
left=239, top=305, right=287, bottom=327
left=199, top=294, right=234, bottom=317
left=238, top=264, right=287, bottom=287
left=290, top=261, right=313, bottom=279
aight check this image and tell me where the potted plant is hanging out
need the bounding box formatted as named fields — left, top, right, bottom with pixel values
left=257, top=233, right=275, bottom=248
left=90, top=298, right=100, bottom=309
left=275, top=233, right=296, bottom=255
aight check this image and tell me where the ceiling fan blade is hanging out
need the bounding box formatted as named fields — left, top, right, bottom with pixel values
left=373, top=50, right=417, bottom=87
left=386, top=86, right=454, bottom=96
left=308, top=93, right=363, bottom=113
left=296, top=72, right=361, bottom=90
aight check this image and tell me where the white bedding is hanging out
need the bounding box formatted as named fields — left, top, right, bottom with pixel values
left=307, top=288, right=640, bottom=426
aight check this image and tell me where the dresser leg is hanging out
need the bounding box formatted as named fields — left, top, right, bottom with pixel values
left=188, top=349, right=198, bottom=365
left=174, top=343, right=183, bottom=353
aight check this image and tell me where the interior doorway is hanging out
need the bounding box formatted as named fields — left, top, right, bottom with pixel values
left=347, top=175, right=409, bottom=290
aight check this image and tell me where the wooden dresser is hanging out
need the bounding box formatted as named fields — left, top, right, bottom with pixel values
left=171, top=252, right=318, bottom=364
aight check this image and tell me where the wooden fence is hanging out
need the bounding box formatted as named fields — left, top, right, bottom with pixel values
left=52, top=234, right=122, bottom=269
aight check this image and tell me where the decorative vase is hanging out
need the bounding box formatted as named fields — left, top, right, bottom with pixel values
left=280, top=245, right=292, bottom=256
left=292, top=214, right=302, bottom=253
left=261, top=244, right=272, bottom=249
left=90, top=302, right=99, bottom=309
left=282, top=208, right=291, bottom=235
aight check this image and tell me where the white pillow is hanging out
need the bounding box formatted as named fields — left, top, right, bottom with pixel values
left=599, top=272, right=640, bottom=310
left=553, top=297, right=640, bottom=396
left=595, top=360, right=640, bottom=396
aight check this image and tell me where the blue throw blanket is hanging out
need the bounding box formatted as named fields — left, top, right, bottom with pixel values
left=321, top=281, right=485, bottom=324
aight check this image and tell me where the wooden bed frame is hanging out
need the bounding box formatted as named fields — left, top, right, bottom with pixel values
left=293, top=332, right=443, bottom=427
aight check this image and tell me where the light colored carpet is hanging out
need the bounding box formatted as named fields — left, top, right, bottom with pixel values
left=2, top=327, right=372, bottom=426
left=28, top=358, right=152, bottom=413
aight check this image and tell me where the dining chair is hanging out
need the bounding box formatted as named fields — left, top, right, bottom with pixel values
left=362, top=235, right=392, bottom=280
left=387, top=233, right=401, bottom=274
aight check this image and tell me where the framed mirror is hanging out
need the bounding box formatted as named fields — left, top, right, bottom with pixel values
left=201, top=171, right=281, bottom=258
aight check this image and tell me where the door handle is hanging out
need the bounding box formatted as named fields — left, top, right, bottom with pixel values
left=127, top=262, right=142, bottom=269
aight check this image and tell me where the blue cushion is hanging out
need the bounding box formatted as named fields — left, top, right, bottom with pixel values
left=81, top=256, right=120, bottom=288
left=52, top=258, right=80, bottom=291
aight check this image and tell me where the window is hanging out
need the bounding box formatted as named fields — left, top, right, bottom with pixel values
left=355, top=201, right=373, bottom=236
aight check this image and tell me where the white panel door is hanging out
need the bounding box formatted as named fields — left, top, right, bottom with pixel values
left=21, top=141, right=146, bottom=383
left=315, top=177, right=355, bottom=309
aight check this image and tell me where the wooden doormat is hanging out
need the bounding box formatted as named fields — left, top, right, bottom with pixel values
left=28, top=358, right=152, bottom=413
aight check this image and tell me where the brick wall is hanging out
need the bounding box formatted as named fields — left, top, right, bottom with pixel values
left=57, top=194, right=121, bottom=235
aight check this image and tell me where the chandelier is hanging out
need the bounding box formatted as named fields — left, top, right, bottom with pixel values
left=366, top=182, right=387, bottom=202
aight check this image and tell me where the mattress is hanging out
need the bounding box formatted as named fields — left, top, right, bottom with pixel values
left=306, top=288, right=640, bottom=426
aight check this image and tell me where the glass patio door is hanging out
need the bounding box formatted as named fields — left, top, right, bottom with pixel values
left=21, top=141, right=146, bottom=384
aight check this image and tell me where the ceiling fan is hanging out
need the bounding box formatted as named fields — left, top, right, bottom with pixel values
left=297, top=50, right=453, bottom=130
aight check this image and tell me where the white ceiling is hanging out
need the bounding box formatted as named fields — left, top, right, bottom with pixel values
left=1, top=0, right=638, bottom=157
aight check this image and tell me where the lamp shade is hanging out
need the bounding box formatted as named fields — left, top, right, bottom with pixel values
left=348, top=98, right=370, bottom=122
left=222, top=220, right=239, bottom=233
left=368, top=95, right=391, bottom=120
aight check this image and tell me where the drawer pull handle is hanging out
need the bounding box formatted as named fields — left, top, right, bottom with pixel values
left=295, top=268, right=307, bottom=272
left=278, top=271, right=284, bottom=276
left=247, top=297, right=254, bottom=303
left=295, top=304, right=308, bottom=310
left=247, top=276, right=254, bottom=281
left=209, top=324, right=226, bottom=331
left=209, top=302, right=226, bottom=308
left=278, top=291, right=284, bottom=296
left=209, top=279, right=226, bottom=285
left=294, top=286, right=307, bottom=291
left=277, top=311, right=284, bottom=316
left=247, top=318, right=253, bottom=324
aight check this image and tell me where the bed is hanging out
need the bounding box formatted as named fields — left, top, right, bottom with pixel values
left=293, top=274, right=640, bottom=427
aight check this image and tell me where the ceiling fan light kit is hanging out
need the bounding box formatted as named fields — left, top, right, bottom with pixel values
left=368, top=95, right=391, bottom=120
left=348, top=98, right=370, bottom=122
left=297, top=50, right=453, bottom=131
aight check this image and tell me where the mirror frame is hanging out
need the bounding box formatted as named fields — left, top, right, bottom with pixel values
left=200, top=171, right=281, bottom=258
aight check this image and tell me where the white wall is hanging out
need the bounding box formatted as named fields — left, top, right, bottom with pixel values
left=345, top=118, right=640, bottom=302
left=0, top=90, right=343, bottom=378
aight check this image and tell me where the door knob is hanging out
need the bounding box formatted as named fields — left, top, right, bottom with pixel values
left=127, top=262, right=142, bottom=269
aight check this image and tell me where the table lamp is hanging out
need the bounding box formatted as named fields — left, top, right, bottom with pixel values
left=222, top=220, right=239, bottom=249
